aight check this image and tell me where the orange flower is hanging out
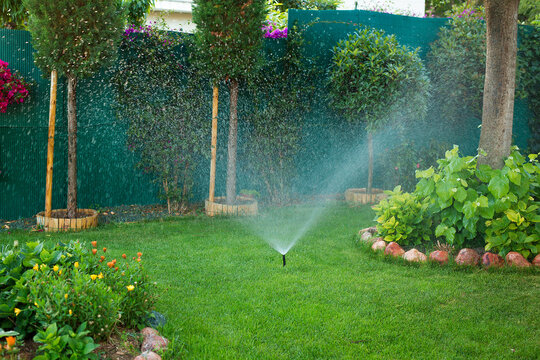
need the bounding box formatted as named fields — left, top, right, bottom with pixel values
left=107, top=262, right=114, bottom=268
left=112, top=259, right=117, bottom=265
left=136, top=258, right=141, bottom=262
left=6, top=336, right=16, bottom=348
left=103, top=247, right=107, bottom=253
left=91, top=241, right=97, bottom=248
left=115, top=267, right=119, bottom=271
left=122, top=254, right=127, bottom=259
left=100, top=255, right=105, bottom=261
left=137, top=252, right=142, bottom=257
left=92, top=249, right=97, bottom=255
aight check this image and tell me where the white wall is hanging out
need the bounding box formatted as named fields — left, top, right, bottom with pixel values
left=146, top=0, right=195, bottom=32
left=338, top=0, right=425, bottom=17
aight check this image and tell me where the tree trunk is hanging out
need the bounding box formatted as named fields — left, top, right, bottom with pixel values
left=45, top=70, right=58, bottom=217
left=209, top=85, right=218, bottom=202
left=226, top=79, right=239, bottom=205
left=67, top=75, right=78, bottom=219
left=367, top=132, right=373, bottom=198
left=477, top=0, right=520, bottom=169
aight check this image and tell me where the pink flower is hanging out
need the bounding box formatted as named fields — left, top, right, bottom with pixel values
left=416, top=163, right=420, bottom=168
left=394, top=167, right=398, bottom=170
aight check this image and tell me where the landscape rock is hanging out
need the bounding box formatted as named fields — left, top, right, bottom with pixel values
left=429, top=250, right=449, bottom=265
left=141, top=335, right=169, bottom=353
left=371, top=240, right=387, bottom=252
left=359, top=226, right=377, bottom=235
left=481, top=252, right=504, bottom=268
left=455, top=248, right=480, bottom=266
left=134, top=351, right=161, bottom=360
left=140, top=327, right=159, bottom=339
left=384, top=242, right=405, bottom=257
left=360, top=231, right=373, bottom=243
left=505, top=252, right=531, bottom=268
left=533, top=254, right=540, bottom=267
left=402, top=249, right=427, bottom=263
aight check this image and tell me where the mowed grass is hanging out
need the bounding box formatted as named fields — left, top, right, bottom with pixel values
left=1, top=204, right=539, bottom=360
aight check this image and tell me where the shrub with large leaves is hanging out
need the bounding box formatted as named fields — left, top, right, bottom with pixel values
left=373, top=186, right=432, bottom=246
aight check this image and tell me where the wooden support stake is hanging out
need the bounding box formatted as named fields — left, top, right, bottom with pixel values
left=45, top=70, right=58, bottom=217
left=209, top=85, right=219, bottom=203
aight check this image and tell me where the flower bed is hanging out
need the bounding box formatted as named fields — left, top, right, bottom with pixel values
left=0, top=239, right=156, bottom=358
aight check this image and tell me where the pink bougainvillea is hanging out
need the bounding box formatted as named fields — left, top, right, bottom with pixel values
left=0, top=59, right=30, bottom=113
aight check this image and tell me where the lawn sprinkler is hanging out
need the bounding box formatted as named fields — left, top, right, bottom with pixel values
left=282, top=253, right=286, bottom=267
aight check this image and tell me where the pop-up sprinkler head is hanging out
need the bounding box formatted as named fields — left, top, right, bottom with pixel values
left=282, top=254, right=286, bottom=267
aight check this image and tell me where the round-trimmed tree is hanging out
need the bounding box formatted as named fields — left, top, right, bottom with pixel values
left=25, top=0, right=124, bottom=218
left=192, top=0, right=267, bottom=205
left=329, top=27, right=430, bottom=196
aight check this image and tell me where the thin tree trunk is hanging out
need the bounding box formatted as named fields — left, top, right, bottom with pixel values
left=226, top=79, right=239, bottom=205
left=67, top=75, right=78, bottom=219
left=45, top=70, right=58, bottom=217
left=477, top=0, right=520, bottom=169
left=209, top=85, right=218, bottom=202
left=367, top=132, right=373, bottom=199
left=163, top=178, right=171, bottom=214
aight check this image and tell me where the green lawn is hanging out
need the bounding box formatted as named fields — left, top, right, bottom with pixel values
left=2, top=204, right=539, bottom=360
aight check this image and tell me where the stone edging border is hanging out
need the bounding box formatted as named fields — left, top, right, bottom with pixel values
left=358, top=227, right=540, bottom=268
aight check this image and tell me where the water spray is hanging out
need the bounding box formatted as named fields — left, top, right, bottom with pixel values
left=282, top=254, right=286, bottom=267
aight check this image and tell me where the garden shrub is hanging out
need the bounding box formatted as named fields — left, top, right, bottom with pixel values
left=0, top=240, right=155, bottom=347
left=427, top=6, right=486, bottom=125
left=33, top=322, right=99, bottom=360
left=376, top=146, right=539, bottom=259
left=113, top=23, right=207, bottom=213
left=328, top=27, right=430, bottom=194
left=380, top=140, right=449, bottom=192
left=373, top=186, right=432, bottom=246
left=245, top=26, right=317, bottom=205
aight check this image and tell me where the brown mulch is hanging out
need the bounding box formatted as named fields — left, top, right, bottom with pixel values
left=0, top=203, right=204, bottom=232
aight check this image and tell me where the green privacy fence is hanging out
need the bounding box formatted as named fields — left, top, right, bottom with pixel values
left=0, top=10, right=533, bottom=219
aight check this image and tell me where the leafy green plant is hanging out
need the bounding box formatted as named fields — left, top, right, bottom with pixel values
left=28, top=264, right=121, bottom=340
left=415, top=146, right=539, bottom=257
left=113, top=23, right=207, bottom=214
left=245, top=25, right=317, bottom=205
left=380, top=140, right=449, bottom=192
left=33, top=322, right=99, bottom=360
left=329, top=27, right=430, bottom=195
left=373, top=186, right=433, bottom=246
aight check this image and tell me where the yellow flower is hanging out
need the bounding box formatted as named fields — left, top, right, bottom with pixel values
left=98, top=272, right=104, bottom=279
left=34, top=302, right=39, bottom=308
left=33, top=264, right=39, bottom=271
left=53, top=265, right=59, bottom=272
left=90, top=274, right=98, bottom=280
left=126, top=285, right=135, bottom=291
left=59, top=270, right=63, bottom=275
left=14, top=308, right=21, bottom=316
left=74, top=262, right=79, bottom=269
left=64, top=294, right=68, bottom=299
left=39, top=264, right=47, bottom=271
left=69, top=309, right=73, bottom=315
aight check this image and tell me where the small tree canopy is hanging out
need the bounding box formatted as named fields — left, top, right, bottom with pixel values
left=192, top=0, right=267, bottom=83
left=24, top=0, right=124, bottom=79
left=328, top=28, right=430, bottom=132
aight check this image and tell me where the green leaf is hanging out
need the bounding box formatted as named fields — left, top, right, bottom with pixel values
left=454, top=187, right=467, bottom=202
left=508, top=169, right=521, bottom=185
left=463, top=201, right=476, bottom=219
left=487, top=174, right=509, bottom=198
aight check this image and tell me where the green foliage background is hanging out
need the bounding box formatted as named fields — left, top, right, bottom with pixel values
left=24, top=0, right=124, bottom=79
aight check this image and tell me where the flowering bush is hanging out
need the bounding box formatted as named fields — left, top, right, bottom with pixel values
left=0, top=59, right=29, bottom=113
left=0, top=239, right=156, bottom=351
left=262, top=22, right=288, bottom=38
